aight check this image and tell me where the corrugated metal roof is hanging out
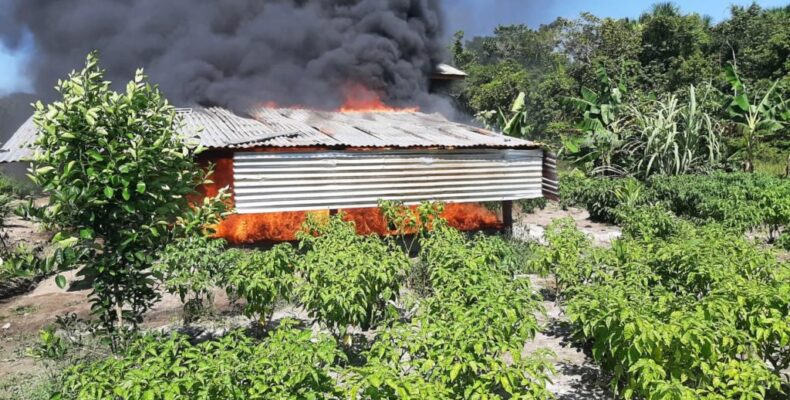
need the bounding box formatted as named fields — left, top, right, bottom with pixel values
left=0, top=116, right=35, bottom=163
left=433, top=63, right=468, bottom=78
left=1, top=106, right=540, bottom=163
left=242, top=108, right=538, bottom=149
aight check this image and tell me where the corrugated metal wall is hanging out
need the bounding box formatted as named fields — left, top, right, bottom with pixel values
left=234, top=149, right=545, bottom=214
left=542, top=151, right=559, bottom=201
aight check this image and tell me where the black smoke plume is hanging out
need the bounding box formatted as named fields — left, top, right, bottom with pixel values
left=0, top=0, right=445, bottom=112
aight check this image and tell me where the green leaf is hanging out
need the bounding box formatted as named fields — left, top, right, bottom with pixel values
left=122, top=187, right=131, bottom=201
left=79, top=228, right=95, bottom=240
left=450, top=364, right=462, bottom=381
left=510, top=92, right=526, bottom=113
left=136, top=182, right=146, bottom=194
left=104, top=187, right=114, bottom=199
left=35, top=166, right=55, bottom=175
left=581, top=87, right=599, bottom=104
left=55, top=274, right=67, bottom=289
left=733, top=94, right=750, bottom=112
left=86, top=149, right=104, bottom=161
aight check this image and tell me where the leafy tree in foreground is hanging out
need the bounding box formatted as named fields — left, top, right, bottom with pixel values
left=29, top=53, right=216, bottom=340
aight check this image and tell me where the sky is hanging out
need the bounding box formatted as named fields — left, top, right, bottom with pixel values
left=442, top=0, right=789, bottom=38
left=1, top=0, right=788, bottom=95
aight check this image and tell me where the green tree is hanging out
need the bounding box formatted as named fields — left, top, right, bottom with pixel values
left=29, top=53, right=217, bottom=339
left=638, top=2, right=716, bottom=92
left=561, top=14, right=643, bottom=92
left=713, top=4, right=790, bottom=83
left=564, top=65, right=632, bottom=176
left=457, top=62, right=528, bottom=115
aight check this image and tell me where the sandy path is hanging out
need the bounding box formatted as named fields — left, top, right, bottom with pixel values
left=524, top=275, right=612, bottom=399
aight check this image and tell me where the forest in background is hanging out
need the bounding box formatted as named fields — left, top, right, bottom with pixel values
left=448, top=2, right=789, bottom=175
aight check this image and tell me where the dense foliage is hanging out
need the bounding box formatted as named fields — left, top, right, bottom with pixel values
left=649, top=173, right=790, bottom=236
left=348, top=225, right=553, bottom=399
left=48, top=215, right=554, bottom=400
left=54, top=321, right=344, bottom=400
left=560, top=172, right=790, bottom=243
left=223, top=244, right=296, bottom=324
left=451, top=3, right=789, bottom=174
left=296, top=214, right=408, bottom=336
left=536, top=213, right=789, bottom=399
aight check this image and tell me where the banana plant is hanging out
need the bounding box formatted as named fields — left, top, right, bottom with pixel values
left=724, top=64, right=784, bottom=172
left=476, top=91, right=534, bottom=138
left=499, top=91, right=533, bottom=137
left=564, top=65, right=631, bottom=176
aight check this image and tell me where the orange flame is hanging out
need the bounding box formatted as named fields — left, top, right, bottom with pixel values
left=213, top=205, right=501, bottom=244
left=259, top=84, right=418, bottom=113
left=339, top=84, right=419, bottom=113
left=441, top=203, right=503, bottom=231
left=199, top=152, right=502, bottom=244
left=214, top=211, right=322, bottom=243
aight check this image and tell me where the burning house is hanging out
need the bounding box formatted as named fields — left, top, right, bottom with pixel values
left=0, top=0, right=558, bottom=244
left=0, top=89, right=558, bottom=243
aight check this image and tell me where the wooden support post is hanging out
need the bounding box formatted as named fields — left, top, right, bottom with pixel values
left=329, top=209, right=339, bottom=217
left=502, top=200, right=513, bottom=233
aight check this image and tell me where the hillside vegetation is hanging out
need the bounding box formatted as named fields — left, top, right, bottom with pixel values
left=451, top=3, right=789, bottom=175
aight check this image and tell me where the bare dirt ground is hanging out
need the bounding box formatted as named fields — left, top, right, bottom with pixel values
left=515, top=204, right=619, bottom=399
left=523, top=275, right=612, bottom=399
left=1, top=205, right=617, bottom=398
left=515, top=202, right=622, bottom=246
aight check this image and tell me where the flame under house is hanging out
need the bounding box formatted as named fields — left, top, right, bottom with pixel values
left=1, top=81, right=558, bottom=243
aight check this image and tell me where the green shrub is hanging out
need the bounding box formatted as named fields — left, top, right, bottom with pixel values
left=56, top=321, right=343, bottom=399
left=777, top=231, right=790, bottom=251
left=558, top=170, right=591, bottom=209
left=420, top=226, right=544, bottom=344
left=223, top=245, right=296, bottom=324
left=0, top=173, right=37, bottom=198
left=153, top=236, right=231, bottom=321
left=562, top=176, right=651, bottom=223
left=347, top=225, right=553, bottom=399
left=538, top=219, right=789, bottom=398
left=295, top=214, right=407, bottom=336
left=616, top=203, right=692, bottom=241
left=648, top=173, right=790, bottom=236
left=528, top=217, right=595, bottom=297
left=420, top=226, right=520, bottom=299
